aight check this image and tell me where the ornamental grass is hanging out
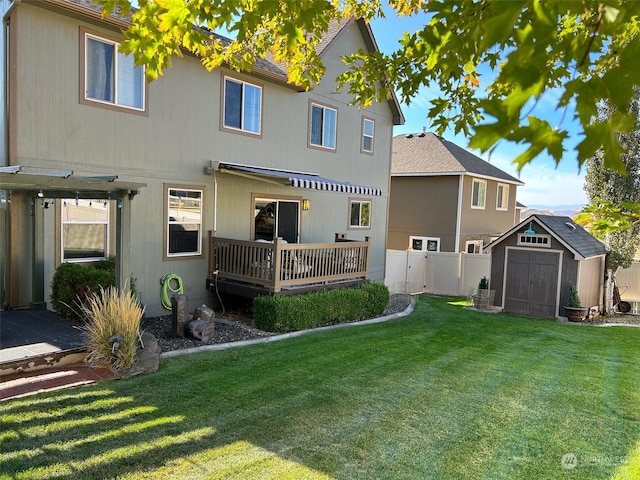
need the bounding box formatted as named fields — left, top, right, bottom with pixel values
left=80, top=286, right=145, bottom=373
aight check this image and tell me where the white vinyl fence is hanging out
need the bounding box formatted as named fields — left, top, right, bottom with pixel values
left=385, top=250, right=491, bottom=297
left=614, top=261, right=640, bottom=314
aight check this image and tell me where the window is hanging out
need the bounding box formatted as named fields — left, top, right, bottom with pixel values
left=253, top=197, right=300, bottom=243
left=82, top=30, right=145, bottom=111
left=409, top=236, right=440, bottom=252
left=496, top=183, right=509, bottom=210
left=166, top=187, right=203, bottom=257
left=223, top=76, right=262, bottom=134
left=518, top=234, right=551, bottom=247
left=361, top=117, right=375, bottom=154
left=310, top=102, right=337, bottom=149
left=349, top=199, right=371, bottom=228
left=471, top=178, right=486, bottom=209
left=62, top=199, right=109, bottom=262
left=465, top=240, right=484, bottom=254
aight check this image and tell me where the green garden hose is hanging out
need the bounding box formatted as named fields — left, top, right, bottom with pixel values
left=160, top=273, right=184, bottom=310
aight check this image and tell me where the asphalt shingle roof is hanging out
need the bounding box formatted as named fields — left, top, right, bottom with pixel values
left=533, top=215, right=607, bottom=259
left=391, top=132, right=523, bottom=184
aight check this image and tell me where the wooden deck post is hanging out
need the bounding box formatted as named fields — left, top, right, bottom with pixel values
left=272, top=237, right=283, bottom=293
left=364, top=236, right=371, bottom=281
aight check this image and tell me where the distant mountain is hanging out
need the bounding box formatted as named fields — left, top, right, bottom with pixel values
left=521, top=204, right=583, bottom=220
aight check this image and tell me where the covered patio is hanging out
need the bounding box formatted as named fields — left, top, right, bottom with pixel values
left=0, top=165, right=146, bottom=310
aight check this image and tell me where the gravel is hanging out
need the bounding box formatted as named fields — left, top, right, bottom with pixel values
left=141, top=293, right=412, bottom=353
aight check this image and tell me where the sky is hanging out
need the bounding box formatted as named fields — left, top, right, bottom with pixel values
left=369, top=13, right=589, bottom=209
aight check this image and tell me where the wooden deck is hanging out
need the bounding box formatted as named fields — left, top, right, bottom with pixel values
left=207, top=233, right=370, bottom=298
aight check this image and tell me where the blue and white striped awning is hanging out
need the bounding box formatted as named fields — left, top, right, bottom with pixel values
left=215, top=162, right=382, bottom=196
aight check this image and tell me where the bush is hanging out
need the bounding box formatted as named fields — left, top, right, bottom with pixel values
left=80, top=286, right=145, bottom=373
left=567, top=284, right=582, bottom=307
left=50, top=262, right=116, bottom=320
left=253, top=282, right=390, bottom=333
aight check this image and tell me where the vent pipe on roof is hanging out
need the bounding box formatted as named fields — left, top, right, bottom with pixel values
left=405, top=134, right=413, bottom=138
left=566, top=222, right=576, bottom=230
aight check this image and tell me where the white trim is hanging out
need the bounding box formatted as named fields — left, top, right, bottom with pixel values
left=503, top=246, right=564, bottom=317
left=496, top=183, right=509, bottom=211
left=471, top=178, right=487, bottom=209
left=390, top=171, right=525, bottom=186
left=409, top=236, right=440, bottom=252
left=455, top=176, right=463, bottom=253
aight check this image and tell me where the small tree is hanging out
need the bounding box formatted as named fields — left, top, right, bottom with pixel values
left=567, top=285, right=582, bottom=308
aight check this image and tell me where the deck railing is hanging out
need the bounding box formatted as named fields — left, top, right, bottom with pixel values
left=208, top=232, right=370, bottom=293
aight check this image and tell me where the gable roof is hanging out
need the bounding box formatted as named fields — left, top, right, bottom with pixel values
left=32, top=0, right=403, bottom=124
left=391, top=132, right=523, bottom=185
left=486, top=214, right=607, bottom=260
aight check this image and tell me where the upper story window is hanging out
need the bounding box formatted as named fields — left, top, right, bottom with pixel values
left=222, top=76, right=262, bottom=135
left=361, top=117, right=375, bottom=154
left=349, top=199, right=371, bottom=229
left=81, top=29, right=146, bottom=113
left=518, top=234, right=551, bottom=247
left=309, top=102, right=337, bottom=150
left=471, top=178, right=486, bottom=209
left=165, top=187, right=203, bottom=258
left=496, top=183, right=509, bottom=210
left=62, top=199, right=110, bottom=262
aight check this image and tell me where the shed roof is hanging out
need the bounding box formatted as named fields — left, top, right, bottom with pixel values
left=391, top=132, right=523, bottom=185
left=486, top=214, right=607, bottom=260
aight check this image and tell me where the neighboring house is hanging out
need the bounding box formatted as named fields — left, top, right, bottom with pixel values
left=388, top=132, right=524, bottom=254
left=0, top=0, right=403, bottom=316
left=485, top=214, right=607, bottom=318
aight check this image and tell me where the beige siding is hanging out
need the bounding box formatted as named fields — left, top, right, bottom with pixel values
left=10, top=4, right=395, bottom=314
left=459, top=175, right=519, bottom=249
left=388, top=176, right=459, bottom=251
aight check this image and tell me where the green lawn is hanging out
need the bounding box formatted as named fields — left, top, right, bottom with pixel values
left=2, top=295, right=640, bottom=479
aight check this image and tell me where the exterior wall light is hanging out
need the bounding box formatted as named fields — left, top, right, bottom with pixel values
left=302, top=199, right=311, bottom=211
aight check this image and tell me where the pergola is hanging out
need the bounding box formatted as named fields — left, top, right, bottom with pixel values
left=0, top=166, right=146, bottom=310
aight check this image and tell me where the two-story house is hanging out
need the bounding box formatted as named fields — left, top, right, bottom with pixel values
left=387, top=132, right=523, bottom=254
left=0, top=0, right=403, bottom=316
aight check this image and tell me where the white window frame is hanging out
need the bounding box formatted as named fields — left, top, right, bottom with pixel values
left=349, top=199, right=371, bottom=229
left=361, top=117, right=375, bottom=154
left=222, top=76, right=263, bottom=135
left=517, top=234, right=551, bottom=247
left=309, top=102, right=337, bottom=150
left=82, top=30, right=146, bottom=112
left=166, top=187, right=203, bottom=258
left=409, top=236, right=440, bottom=252
left=465, top=240, right=484, bottom=254
left=471, top=178, right=487, bottom=209
left=496, top=183, right=509, bottom=211
left=61, top=198, right=110, bottom=262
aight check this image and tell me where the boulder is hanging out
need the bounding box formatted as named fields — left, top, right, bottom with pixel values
left=188, top=305, right=215, bottom=342
left=118, top=332, right=160, bottom=378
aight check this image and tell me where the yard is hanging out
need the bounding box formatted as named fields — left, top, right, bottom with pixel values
left=1, top=295, right=639, bottom=479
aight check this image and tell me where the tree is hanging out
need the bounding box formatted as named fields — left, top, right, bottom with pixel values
left=578, top=92, right=640, bottom=269
left=97, top=0, right=640, bottom=174
left=577, top=95, right=640, bottom=239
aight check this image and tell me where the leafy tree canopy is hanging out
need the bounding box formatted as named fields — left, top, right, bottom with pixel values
left=97, top=0, right=640, bottom=173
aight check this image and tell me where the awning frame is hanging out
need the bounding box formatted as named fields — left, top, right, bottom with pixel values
left=205, top=160, right=383, bottom=196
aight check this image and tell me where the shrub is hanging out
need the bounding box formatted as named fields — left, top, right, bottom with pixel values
left=253, top=282, right=389, bottom=333
left=478, top=276, right=489, bottom=290
left=567, top=284, right=582, bottom=308
left=80, top=286, right=145, bottom=373
left=50, top=262, right=116, bottom=320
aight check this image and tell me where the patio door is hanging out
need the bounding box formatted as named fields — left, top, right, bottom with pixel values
left=254, top=198, right=300, bottom=243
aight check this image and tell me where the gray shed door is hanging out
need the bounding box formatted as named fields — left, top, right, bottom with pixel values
left=504, top=250, right=560, bottom=318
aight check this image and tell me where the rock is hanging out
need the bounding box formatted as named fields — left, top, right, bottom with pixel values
left=118, top=332, right=160, bottom=378
left=171, top=294, right=189, bottom=338
left=188, top=317, right=215, bottom=343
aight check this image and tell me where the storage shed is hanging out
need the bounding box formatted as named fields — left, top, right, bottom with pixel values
left=484, top=215, right=607, bottom=318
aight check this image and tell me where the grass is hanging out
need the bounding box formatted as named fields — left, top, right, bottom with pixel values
left=1, top=295, right=640, bottom=479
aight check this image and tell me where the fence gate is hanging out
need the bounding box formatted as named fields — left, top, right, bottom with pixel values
left=385, top=250, right=491, bottom=296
